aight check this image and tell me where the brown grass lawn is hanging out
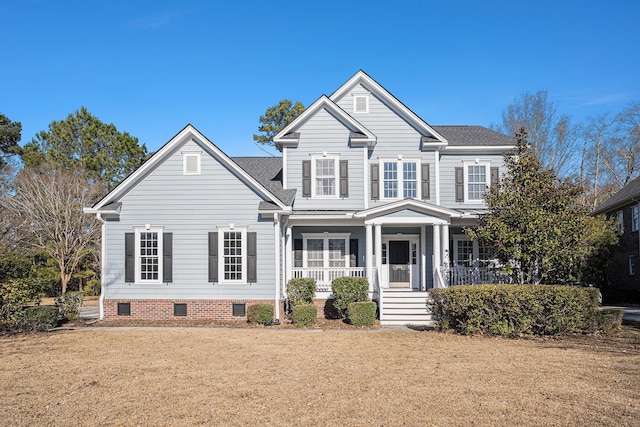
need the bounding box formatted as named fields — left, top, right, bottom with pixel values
left=1, top=327, right=638, bottom=427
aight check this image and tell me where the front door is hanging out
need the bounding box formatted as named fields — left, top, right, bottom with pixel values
left=388, top=240, right=410, bottom=287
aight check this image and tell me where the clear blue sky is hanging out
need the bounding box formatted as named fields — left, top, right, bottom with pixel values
left=2, top=0, right=638, bottom=157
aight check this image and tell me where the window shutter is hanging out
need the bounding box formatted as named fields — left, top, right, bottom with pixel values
left=247, top=232, right=257, bottom=283
left=125, top=233, right=135, bottom=282
left=302, top=160, right=311, bottom=197
left=490, top=167, right=499, bottom=187
left=455, top=167, right=464, bottom=202
left=370, top=164, right=379, bottom=200
left=340, top=160, right=348, bottom=197
left=294, top=239, right=303, bottom=267
left=163, top=233, right=173, bottom=283
left=421, top=163, right=430, bottom=200
left=350, top=239, right=359, bottom=267
left=208, top=232, right=218, bottom=283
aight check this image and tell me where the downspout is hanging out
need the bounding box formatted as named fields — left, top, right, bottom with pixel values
left=281, top=215, right=289, bottom=300
left=96, top=213, right=106, bottom=320
left=274, top=213, right=281, bottom=323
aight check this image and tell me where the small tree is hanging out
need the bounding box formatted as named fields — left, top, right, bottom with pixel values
left=467, top=129, right=618, bottom=284
left=253, top=100, right=305, bottom=148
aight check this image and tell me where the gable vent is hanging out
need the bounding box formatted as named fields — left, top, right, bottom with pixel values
left=354, top=95, right=369, bottom=113
left=183, top=152, right=201, bottom=175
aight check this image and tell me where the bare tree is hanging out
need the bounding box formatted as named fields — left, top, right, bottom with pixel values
left=3, top=166, right=102, bottom=294
left=608, top=101, right=640, bottom=186
left=495, top=90, right=578, bottom=176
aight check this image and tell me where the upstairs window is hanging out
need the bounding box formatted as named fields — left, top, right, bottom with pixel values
left=615, top=211, right=624, bottom=233
left=381, top=159, right=420, bottom=200
left=460, top=161, right=491, bottom=202
left=311, top=155, right=338, bottom=198
left=353, top=95, right=369, bottom=113
left=632, top=205, right=639, bottom=232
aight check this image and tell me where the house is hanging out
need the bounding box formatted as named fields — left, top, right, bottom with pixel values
left=593, top=176, right=640, bottom=303
left=84, top=70, right=515, bottom=324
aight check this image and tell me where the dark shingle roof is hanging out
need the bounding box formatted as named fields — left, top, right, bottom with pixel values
left=593, top=175, right=640, bottom=214
left=433, top=126, right=515, bottom=146
left=231, top=157, right=296, bottom=206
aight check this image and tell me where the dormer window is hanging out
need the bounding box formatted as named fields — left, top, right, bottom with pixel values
left=353, top=95, right=369, bottom=113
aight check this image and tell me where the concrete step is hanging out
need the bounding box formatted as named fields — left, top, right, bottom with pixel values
left=383, top=308, right=431, bottom=316
left=383, top=302, right=430, bottom=310
left=381, top=319, right=436, bottom=326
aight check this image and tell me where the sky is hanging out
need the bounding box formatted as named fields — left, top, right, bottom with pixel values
left=2, top=0, right=639, bottom=157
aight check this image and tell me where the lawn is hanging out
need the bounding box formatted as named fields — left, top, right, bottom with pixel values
left=1, top=327, right=638, bottom=426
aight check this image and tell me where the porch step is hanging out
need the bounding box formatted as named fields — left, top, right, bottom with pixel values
left=379, top=290, right=433, bottom=326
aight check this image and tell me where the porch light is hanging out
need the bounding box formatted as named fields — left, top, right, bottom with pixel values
left=229, top=223, right=235, bottom=229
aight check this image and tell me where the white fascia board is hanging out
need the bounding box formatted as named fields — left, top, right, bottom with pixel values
left=444, top=145, right=515, bottom=152
left=365, top=217, right=449, bottom=226
left=330, top=70, right=448, bottom=144
left=354, top=199, right=462, bottom=219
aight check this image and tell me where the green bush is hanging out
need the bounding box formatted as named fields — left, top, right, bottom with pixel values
left=291, top=303, right=317, bottom=328
left=348, top=301, right=377, bottom=326
left=287, top=278, right=316, bottom=307
left=428, top=284, right=601, bottom=337
left=331, top=277, right=369, bottom=317
left=19, top=306, right=59, bottom=330
left=247, top=303, right=274, bottom=325
left=595, top=308, right=624, bottom=331
left=0, top=278, right=41, bottom=328
left=55, top=291, right=84, bottom=320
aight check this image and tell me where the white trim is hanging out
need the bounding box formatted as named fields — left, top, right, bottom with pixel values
left=282, top=148, right=288, bottom=189
left=218, top=227, right=247, bottom=284
left=363, top=148, right=369, bottom=209
left=379, top=158, right=421, bottom=201
left=463, top=160, right=491, bottom=202
left=301, top=233, right=351, bottom=270
left=355, top=198, right=461, bottom=220
left=632, top=205, right=639, bottom=232
left=134, top=227, right=164, bottom=284
left=353, top=94, right=369, bottom=113
left=311, top=154, right=339, bottom=199
left=182, top=152, right=201, bottom=175
left=434, top=149, right=440, bottom=205
left=444, top=145, right=515, bottom=152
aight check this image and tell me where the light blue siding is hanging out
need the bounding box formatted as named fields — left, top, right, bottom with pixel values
left=104, top=138, right=276, bottom=300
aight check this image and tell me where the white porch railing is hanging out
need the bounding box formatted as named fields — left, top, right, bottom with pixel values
left=291, top=267, right=367, bottom=291
left=445, top=266, right=516, bottom=286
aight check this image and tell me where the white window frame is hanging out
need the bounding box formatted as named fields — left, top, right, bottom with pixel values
left=615, top=210, right=624, bottom=233
left=218, top=227, right=247, bottom=284
left=134, top=227, right=163, bottom=284
left=182, top=151, right=201, bottom=175
left=463, top=160, right=491, bottom=202
left=353, top=94, right=369, bottom=113
left=379, top=158, right=421, bottom=201
left=632, top=205, right=638, bottom=232
left=311, top=154, right=339, bottom=199
left=452, top=234, right=494, bottom=268
left=301, top=233, right=350, bottom=269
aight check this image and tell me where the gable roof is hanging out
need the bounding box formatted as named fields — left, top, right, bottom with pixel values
left=593, top=175, right=640, bottom=214
left=354, top=199, right=462, bottom=221
left=330, top=70, right=448, bottom=145
left=231, top=156, right=296, bottom=206
left=273, top=95, right=376, bottom=150
left=87, top=124, right=289, bottom=212
left=433, top=126, right=515, bottom=147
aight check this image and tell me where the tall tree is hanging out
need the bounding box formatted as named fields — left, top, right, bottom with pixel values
left=495, top=90, right=577, bottom=176
left=606, top=101, right=640, bottom=187
left=253, top=100, right=305, bottom=148
left=467, top=129, right=618, bottom=284
left=21, top=107, right=148, bottom=191
left=3, top=166, right=102, bottom=294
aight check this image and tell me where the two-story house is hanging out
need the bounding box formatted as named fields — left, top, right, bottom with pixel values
left=85, top=71, right=515, bottom=324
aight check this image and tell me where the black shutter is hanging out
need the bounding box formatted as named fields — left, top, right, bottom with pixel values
left=163, top=232, right=173, bottom=283
left=455, top=167, right=464, bottom=202
left=294, top=239, right=303, bottom=268
left=350, top=239, right=359, bottom=267
left=490, top=167, right=499, bottom=187
left=125, top=233, right=135, bottom=282
left=421, top=163, right=430, bottom=200
left=340, top=160, right=348, bottom=197
left=370, top=164, right=379, bottom=200
left=302, top=160, right=311, bottom=197
left=247, top=232, right=257, bottom=283
left=208, top=232, right=218, bottom=283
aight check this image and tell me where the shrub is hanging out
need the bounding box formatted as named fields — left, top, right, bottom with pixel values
left=292, top=303, right=317, bottom=328
left=55, top=291, right=84, bottom=320
left=247, top=303, right=274, bottom=326
left=348, top=301, right=377, bottom=326
left=0, top=278, right=41, bottom=328
left=594, top=308, right=624, bottom=331
left=286, top=278, right=316, bottom=307
left=331, top=277, right=369, bottom=317
left=428, top=284, right=601, bottom=337
left=19, top=306, right=59, bottom=330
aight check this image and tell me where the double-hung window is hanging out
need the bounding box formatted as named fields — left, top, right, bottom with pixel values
left=311, top=155, right=338, bottom=198
left=219, top=228, right=246, bottom=283
left=381, top=159, right=420, bottom=200
left=135, top=228, right=163, bottom=283
left=466, top=163, right=489, bottom=201
left=303, top=234, right=350, bottom=269
left=615, top=211, right=624, bottom=233
left=632, top=205, right=639, bottom=232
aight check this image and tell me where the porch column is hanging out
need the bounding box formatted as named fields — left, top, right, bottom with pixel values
left=441, top=223, right=450, bottom=267
left=433, top=224, right=441, bottom=288
left=366, top=224, right=373, bottom=292
left=285, top=222, right=292, bottom=294
left=375, top=224, right=382, bottom=289
left=274, top=213, right=281, bottom=322
left=420, top=225, right=427, bottom=291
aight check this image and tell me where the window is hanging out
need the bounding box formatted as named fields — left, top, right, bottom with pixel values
left=456, top=240, right=473, bottom=267
left=303, top=234, right=350, bottom=269
left=232, top=303, right=246, bottom=317
left=466, top=163, right=489, bottom=201
left=615, top=211, right=624, bottom=233
left=183, top=152, right=201, bottom=175
left=311, top=155, right=338, bottom=198
left=453, top=236, right=493, bottom=268
left=630, top=256, right=635, bottom=276
left=117, top=302, right=131, bottom=316
left=632, top=206, right=639, bottom=232
left=220, top=229, right=246, bottom=282
left=173, top=303, right=187, bottom=317
left=353, top=95, right=369, bottom=113
left=135, top=228, right=163, bottom=283
left=381, top=159, right=420, bottom=200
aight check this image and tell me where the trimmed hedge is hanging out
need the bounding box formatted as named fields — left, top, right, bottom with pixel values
left=332, top=277, right=369, bottom=317
left=292, top=303, right=317, bottom=328
left=55, top=291, right=84, bottom=320
left=428, top=284, right=602, bottom=336
left=287, top=278, right=316, bottom=307
left=348, top=301, right=377, bottom=326
left=595, top=308, right=624, bottom=331
left=19, top=306, right=59, bottom=330
left=247, top=303, right=274, bottom=326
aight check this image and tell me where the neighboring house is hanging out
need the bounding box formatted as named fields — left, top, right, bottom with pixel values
left=593, top=176, right=640, bottom=303
left=85, top=70, right=515, bottom=324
